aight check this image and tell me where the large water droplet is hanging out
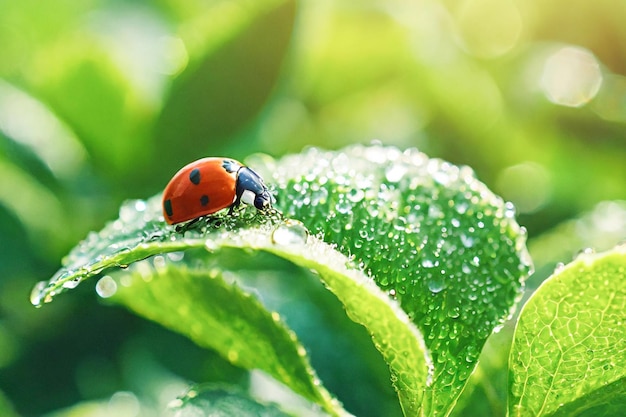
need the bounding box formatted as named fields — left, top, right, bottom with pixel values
left=271, top=219, right=309, bottom=245
left=30, top=281, right=47, bottom=306
left=428, top=274, right=447, bottom=293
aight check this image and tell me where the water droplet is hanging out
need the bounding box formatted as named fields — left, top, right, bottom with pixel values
left=96, top=275, right=117, bottom=298
left=554, top=262, right=566, bottom=274
left=62, top=278, right=81, bottom=289
left=385, top=164, right=407, bottom=183
left=433, top=170, right=452, bottom=186
left=30, top=281, right=47, bottom=306
left=448, top=306, right=461, bottom=318
left=574, top=247, right=596, bottom=263
left=421, top=253, right=439, bottom=268
left=271, top=219, right=309, bottom=245
left=297, top=345, right=307, bottom=357
left=336, top=199, right=352, bottom=214
left=504, top=201, right=516, bottom=218
left=428, top=274, right=447, bottom=293
left=347, top=188, right=365, bottom=203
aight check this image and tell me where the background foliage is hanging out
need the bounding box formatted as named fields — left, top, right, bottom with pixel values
left=0, top=0, right=625, bottom=416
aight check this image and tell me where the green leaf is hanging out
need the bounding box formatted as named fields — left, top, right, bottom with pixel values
left=0, top=390, right=18, bottom=417
left=30, top=36, right=151, bottom=179
left=259, top=145, right=532, bottom=414
left=154, top=0, right=296, bottom=175
left=109, top=259, right=337, bottom=415
left=165, top=385, right=294, bottom=417
left=33, top=197, right=431, bottom=416
left=509, top=245, right=626, bottom=417
left=35, top=144, right=530, bottom=417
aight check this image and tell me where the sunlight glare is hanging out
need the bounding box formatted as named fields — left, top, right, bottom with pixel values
left=541, top=46, right=602, bottom=108
left=496, top=162, right=551, bottom=214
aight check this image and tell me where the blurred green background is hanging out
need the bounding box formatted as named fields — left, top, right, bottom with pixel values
left=1, top=0, right=625, bottom=416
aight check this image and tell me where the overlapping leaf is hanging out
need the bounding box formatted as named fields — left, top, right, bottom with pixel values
left=509, top=245, right=626, bottom=417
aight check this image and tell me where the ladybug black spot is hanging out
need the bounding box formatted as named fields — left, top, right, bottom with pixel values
left=200, top=195, right=209, bottom=206
left=164, top=199, right=173, bottom=217
left=189, top=168, right=201, bottom=185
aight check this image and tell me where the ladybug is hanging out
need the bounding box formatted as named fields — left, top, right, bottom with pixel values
left=162, top=157, right=273, bottom=225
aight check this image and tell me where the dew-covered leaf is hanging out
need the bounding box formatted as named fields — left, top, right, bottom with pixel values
left=509, top=245, right=626, bottom=417
left=165, top=385, right=294, bottom=417
left=35, top=144, right=531, bottom=417
left=256, top=144, right=532, bottom=414
left=34, top=196, right=431, bottom=416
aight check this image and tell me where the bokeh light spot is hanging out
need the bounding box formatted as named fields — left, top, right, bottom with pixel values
left=496, top=162, right=551, bottom=214
left=456, top=0, right=522, bottom=59
left=541, top=46, right=602, bottom=108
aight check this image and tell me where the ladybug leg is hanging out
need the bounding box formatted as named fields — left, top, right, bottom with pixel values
left=228, top=186, right=244, bottom=215
left=227, top=199, right=241, bottom=215
left=175, top=216, right=203, bottom=233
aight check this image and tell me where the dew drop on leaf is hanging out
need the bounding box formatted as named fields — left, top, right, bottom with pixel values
left=30, top=281, right=47, bottom=306
left=427, top=274, right=447, bottom=293
left=554, top=262, right=566, bottom=273
left=336, top=199, right=352, bottom=215
left=62, top=278, right=81, bottom=289
left=347, top=188, right=365, bottom=203
left=385, top=164, right=407, bottom=183
left=271, top=219, right=309, bottom=245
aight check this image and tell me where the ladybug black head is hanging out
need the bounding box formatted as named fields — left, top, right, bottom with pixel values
left=254, top=190, right=273, bottom=211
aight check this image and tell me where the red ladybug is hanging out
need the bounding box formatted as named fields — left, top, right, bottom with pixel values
left=162, top=157, right=273, bottom=225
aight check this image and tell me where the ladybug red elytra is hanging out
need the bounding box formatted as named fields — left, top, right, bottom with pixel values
left=162, top=157, right=273, bottom=225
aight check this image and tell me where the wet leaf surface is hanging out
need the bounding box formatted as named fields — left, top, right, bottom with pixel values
left=35, top=144, right=531, bottom=416
left=261, top=145, right=532, bottom=414
left=509, top=245, right=626, bottom=417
